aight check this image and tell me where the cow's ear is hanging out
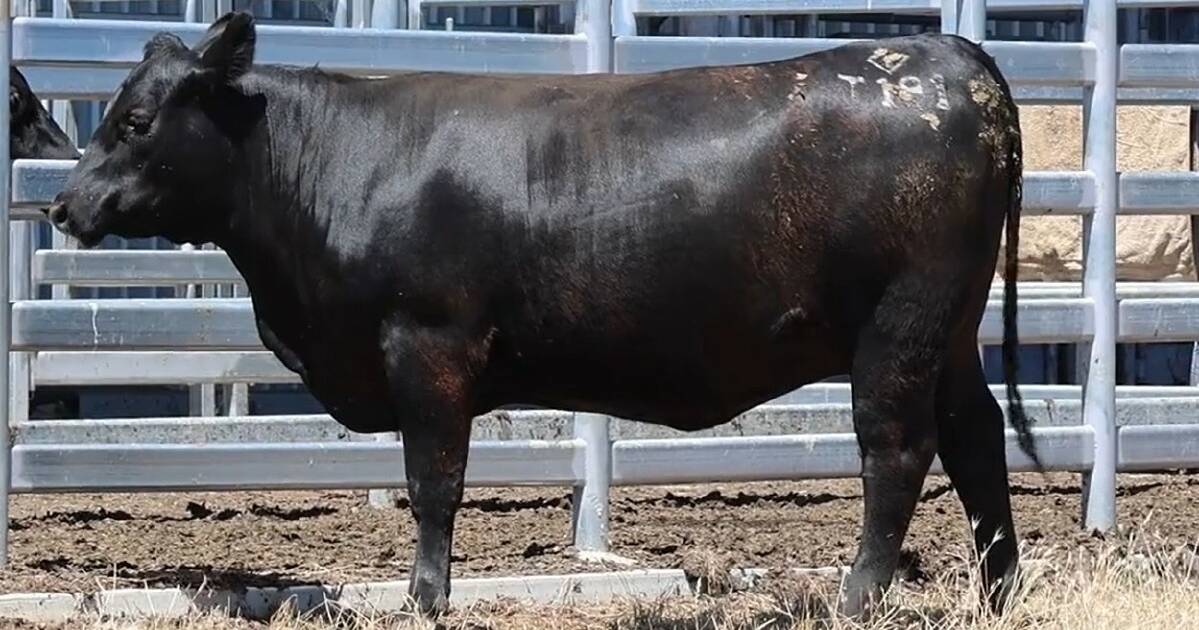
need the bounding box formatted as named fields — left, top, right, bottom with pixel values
left=9, top=84, right=23, bottom=120
left=193, top=11, right=256, bottom=84
left=9, top=68, right=29, bottom=119
left=143, top=32, right=186, bottom=60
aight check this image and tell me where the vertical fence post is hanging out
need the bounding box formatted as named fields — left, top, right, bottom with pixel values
left=373, top=0, right=400, bottom=28
left=227, top=282, right=250, bottom=416
left=1189, top=108, right=1198, bottom=386
left=184, top=0, right=201, bottom=22
left=941, top=0, right=959, bottom=36
left=8, top=224, right=28, bottom=428
left=49, top=0, right=75, bottom=304
left=941, top=0, right=985, bottom=40
left=961, top=0, right=986, bottom=40
left=578, top=0, right=612, bottom=72
left=564, top=0, right=615, bottom=554
left=407, top=0, right=421, bottom=31
left=610, top=0, right=635, bottom=39
left=1080, top=0, right=1118, bottom=533
left=571, top=412, right=611, bottom=554
left=0, top=0, right=13, bottom=568
left=334, top=0, right=349, bottom=28
left=947, top=0, right=988, bottom=373
left=352, top=0, right=369, bottom=27
left=7, top=0, right=28, bottom=427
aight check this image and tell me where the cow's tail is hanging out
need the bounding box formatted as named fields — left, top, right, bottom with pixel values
left=968, top=35, right=1042, bottom=471
left=948, top=35, right=1042, bottom=470
left=1000, top=102, right=1043, bottom=472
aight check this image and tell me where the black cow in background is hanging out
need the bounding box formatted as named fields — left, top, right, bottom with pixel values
left=10, top=66, right=79, bottom=160
left=10, top=66, right=81, bottom=419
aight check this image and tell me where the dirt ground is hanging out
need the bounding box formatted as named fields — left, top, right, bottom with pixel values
left=0, top=472, right=1196, bottom=594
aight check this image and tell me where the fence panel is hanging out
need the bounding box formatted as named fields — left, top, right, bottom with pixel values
left=2, top=0, right=1198, bottom=568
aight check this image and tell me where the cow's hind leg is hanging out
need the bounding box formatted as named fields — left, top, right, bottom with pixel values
left=839, top=284, right=944, bottom=617
left=936, top=338, right=1020, bottom=613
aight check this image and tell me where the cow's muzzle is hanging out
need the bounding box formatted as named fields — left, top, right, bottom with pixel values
left=43, top=191, right=108, bottom=248
left=44, top=200, right=69, bottom=229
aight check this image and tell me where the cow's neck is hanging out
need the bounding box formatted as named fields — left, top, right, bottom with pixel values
left=217, top=67, right=347, bottom=297
left=212, top=67, right=372, bottom=368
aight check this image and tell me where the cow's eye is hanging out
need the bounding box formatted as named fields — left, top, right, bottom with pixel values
left=122, top=110, right=152, bottom=138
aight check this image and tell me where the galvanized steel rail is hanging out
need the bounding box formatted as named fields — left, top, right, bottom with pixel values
left=1, top=0, right=1197, bottom=566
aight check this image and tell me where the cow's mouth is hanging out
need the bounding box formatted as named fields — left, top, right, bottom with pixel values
left=42, top=204, right=107, bottom=249
left=74, top=228, right=105, bottom=249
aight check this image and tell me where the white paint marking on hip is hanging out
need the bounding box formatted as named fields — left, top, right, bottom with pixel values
left=930, top=73, right=951, bottom=111
left=837, top=74, right=865, bottom=99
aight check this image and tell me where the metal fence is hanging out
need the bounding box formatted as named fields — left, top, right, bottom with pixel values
left=2, top=0, right=1199, bottom=566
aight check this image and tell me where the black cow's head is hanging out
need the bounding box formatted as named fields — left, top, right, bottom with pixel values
left=46, top=12, right=264, bottom=247
left=10, top=66, right=79, bottom=160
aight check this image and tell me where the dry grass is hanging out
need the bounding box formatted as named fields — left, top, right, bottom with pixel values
left=13, top=530, right=1199, bottom=630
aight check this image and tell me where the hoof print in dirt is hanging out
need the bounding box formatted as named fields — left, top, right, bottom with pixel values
left=681, top=548, right=738, bottom=596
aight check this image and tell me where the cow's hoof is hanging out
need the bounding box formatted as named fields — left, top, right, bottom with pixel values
left=407, top=579, right=450, bottom=618
left=985, top=566, right=1021, bottom=615
left=836, top=581, right=884, bottom=621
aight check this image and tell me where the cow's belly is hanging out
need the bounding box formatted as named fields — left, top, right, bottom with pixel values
left=304, top=375, right=394, bottom=433
left=293, top=340, right=396, bottom=434
left=484, top=306, right=851, bottom=431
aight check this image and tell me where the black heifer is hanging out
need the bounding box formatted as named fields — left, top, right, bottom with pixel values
left=48, top=12, right=1037, bottom=618
left=10, top=66, right=78, bottom=159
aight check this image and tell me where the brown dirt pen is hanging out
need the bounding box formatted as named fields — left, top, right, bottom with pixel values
left=0, top=471, right=1196, bottom=629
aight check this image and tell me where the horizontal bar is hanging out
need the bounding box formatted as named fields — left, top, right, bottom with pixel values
left=13, top=410, right=576, bottom=445
left=14, top=397, right=1199, bottom=449
left=34, top=250, right=244, bottom=285
left=1117, top=424, right=1199, bottom=470
left=1119, top=44, right=1199, bottom=89
left=24, top=70, right=1191, bottom=105
left=11, top=158, right=73, bottom=211
left=419, top=0, right=572, bottom=5
left=8, top=162, right=1093, bottom=222
left=628, top=0, right=1191, bottom=15
left=34, top=351, right=296, bottom=386
left=628, top=0, right=946, bottom=16
left=10, top=422, right=1197, bottom=494
left=612, top=37, right=1093, bottom=86
left=11, top=66, right=131, bottom=101
left=0, top=161, right=1108, bottom=226
left=770, top=383, right=1199, bottom=405
left=1023, top=171, right=1094, bottom=215
left=989, top=282, right=1199, bottom=300
left=10, top=439, right=584, bottom=493
left=982, top=41, right=1094, bottom=86
left=611, top=425, right=1094, bottom=484
left=11, top=299, right=264, bottom=351
left=13, top=18, right=590, bottom=90
left=978, top=298, right=1093, bottom=344
left=1119, top=298, right=1199, bottom=343
left=12, top=295, right=1093, bottom=352
left=1118, top=171, right=1199, bottom=215
left=1016, top=85, right=1199, bottom=104
left=612, top=36, right=849, bottom=73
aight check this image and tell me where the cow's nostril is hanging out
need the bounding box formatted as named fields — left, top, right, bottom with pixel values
left=46, top=202, right=68, bottom=226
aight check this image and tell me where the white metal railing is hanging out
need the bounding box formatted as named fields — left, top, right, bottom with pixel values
left=1, top=0, right=1198, bottom=569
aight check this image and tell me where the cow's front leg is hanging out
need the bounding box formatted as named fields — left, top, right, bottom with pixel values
left=401, top=417, right=469, bottom=617
left=384, top=325, right=477, bottom=617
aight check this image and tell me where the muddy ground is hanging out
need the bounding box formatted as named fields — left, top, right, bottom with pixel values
left=1, top=472, right=1196, bottom=594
